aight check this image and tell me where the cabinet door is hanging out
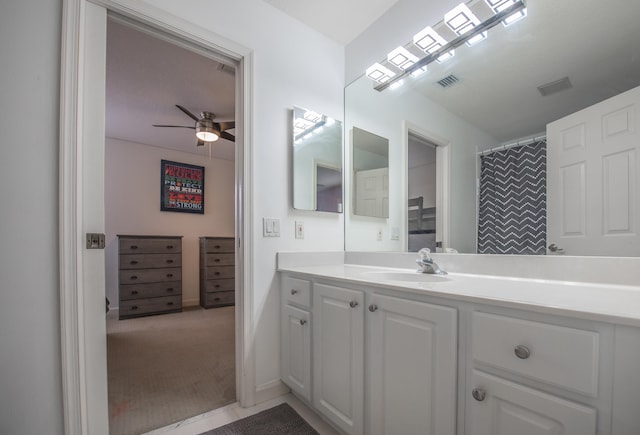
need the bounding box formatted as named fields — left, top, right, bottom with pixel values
left=281, top=304, right=311, bottom=401
left=468, top=371, right=596, bottom=435
left=368, top=294, right=457, bottom=435
left=313, top=283, right=364, bottom=435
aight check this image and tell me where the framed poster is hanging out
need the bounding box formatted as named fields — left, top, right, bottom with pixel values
left=160, top=159, right=205, bottom=214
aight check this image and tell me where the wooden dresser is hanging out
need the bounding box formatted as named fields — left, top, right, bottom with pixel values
left=199, top=237, right=235, bottom=308
left=118, top=235, right=183, bottom=319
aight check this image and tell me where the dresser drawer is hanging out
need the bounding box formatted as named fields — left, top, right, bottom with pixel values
left=204, top=278, right=235, bottom=293
left=119, top=268, right=182, bottom=285
left=472, top=312, right=599, bottom=396
left=203, top=237, right=235, bottom=253
left=120, top=295, right=182, bottom=318
left=119, top=237, right=182, bottom=254
left=282, top=275, right=311, bottom=308
left=204, top=253, right=235, bottom=267
left=204, top=266, right=234, bottom=280
left=120, top=282, right=182, bottom=300
left=119, top=253, right=181, bottom=270
left=205, top=291, right=235, bottom=307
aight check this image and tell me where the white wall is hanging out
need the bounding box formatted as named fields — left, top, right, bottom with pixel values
left=0, top=1, right=64, bottom=434
left=139, top=0, right=346, bottom=393
left=105, top=138, right=235, bottom=308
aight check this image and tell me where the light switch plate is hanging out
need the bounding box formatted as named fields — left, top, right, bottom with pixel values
left=263, top=217, right=280, bottom=237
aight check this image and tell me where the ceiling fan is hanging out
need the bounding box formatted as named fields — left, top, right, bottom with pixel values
left=153, top=104, right=235, bottom=146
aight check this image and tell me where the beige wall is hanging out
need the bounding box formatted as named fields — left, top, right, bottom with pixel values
left=105, top=137, right=235, bottom=308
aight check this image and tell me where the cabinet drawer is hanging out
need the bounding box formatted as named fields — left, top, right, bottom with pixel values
left=119, top=295, right=182, bottom=318
left=204, top=266, right=234, bottom=280
left=205, top=291, right=235, bottom=307
left=282, top=275, right=311, bottom=308
left=119, top=268, right=182, bottom=285
left=472, top=312, right=599, bottom=397
left=203, top=238, right=235, bottom=253
left=204, top=278, right=235, bottom=293
left=119, top=237, right=181, bottom=254
left=119, top=253, right=181, bottom=269
left=205, top=253, right=235, bottom=267
left=120, top=282, right=181, bottom=300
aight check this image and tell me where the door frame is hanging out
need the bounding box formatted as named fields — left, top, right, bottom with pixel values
left=59, top=1, right=255, bottom=433
left=402, top=121, right=451, bottom=252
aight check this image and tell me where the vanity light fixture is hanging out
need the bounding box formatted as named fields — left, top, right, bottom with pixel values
left=410, top=66, right=429, bottom=78
left=444, top=3, right=487, bottom=46
left=485, top=0, right=527, bottom=26
left=412, top=26, right=455, bottom=63
left=389, top=79, right=405, bottom=90
left=387, top=46, right=420, bottom=70
left=371, top=0, right=526, bottom=92
left=366, top=62, right=396, bottom=84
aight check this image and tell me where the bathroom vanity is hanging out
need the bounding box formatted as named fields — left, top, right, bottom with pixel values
left=278, top=252, right=640, bottom=435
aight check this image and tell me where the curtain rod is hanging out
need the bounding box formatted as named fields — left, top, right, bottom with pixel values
left=477, top=135, right=546, bottom=156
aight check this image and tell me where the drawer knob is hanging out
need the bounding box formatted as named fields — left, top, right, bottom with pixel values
left=368, top=304, right=378, bottom=312
left=514, top=345, right=531, bottom=360
left=300, top=319, right=307, bottom=326
left=130, top=260, right=138, bottom=265
left=350, top=301, right=359, bottom=308
left=290, top=289, right=298, bottom=295
left=472, top=388, right=486, bottom=402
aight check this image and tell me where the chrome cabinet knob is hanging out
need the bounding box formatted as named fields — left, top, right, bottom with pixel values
left=472, top=388, right=486, bottom=402
left=290, top=289, right=298, bottom=295
left=299, top=319, right=307, bottom=326
left=350, top=301, right=359, bottom=308
left=514, top=345, right=531, bottom=359
left=368, top=304, right=378, bottom=312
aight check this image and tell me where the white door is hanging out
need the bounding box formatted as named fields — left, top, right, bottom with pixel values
left=313, top=283, right=364, bottom=435
left=368, top=294, right=457, bottom=435
left=547, top=86, right=640, bottom=256
left=355, top=167, right=389, bottom=218
left=281, top=305, right=312, bottom=401
left=468, top=371, right=596, bottom=435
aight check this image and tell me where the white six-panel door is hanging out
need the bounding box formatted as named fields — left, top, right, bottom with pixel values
left=313, top=283, right=365, bottom=435
left=367, top=294, right=457, bottom=435
left=547, top=86, right=640, bottom=256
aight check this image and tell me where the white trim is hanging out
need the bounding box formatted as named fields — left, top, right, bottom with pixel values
left=402, top=122, right=451, bottom=252
left=254, top=380, right=290, bottom=404
left=60, top=1, right=255, bottom=432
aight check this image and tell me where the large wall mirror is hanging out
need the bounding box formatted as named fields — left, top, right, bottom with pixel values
left=293, top=105, right=343, bottom=213
left=352, top=127, right=389, bottom=218
left=344, top=0, right=640, bottom=256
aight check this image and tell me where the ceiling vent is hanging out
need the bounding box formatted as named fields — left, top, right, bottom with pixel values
left=537, top=76, right=572, bottom=96
left=437, top=74, right=459, bottom=88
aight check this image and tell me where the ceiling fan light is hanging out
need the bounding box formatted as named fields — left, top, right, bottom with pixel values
left=196, top=130, right=219, bottom=142
left=196, top=116, right=220, bottom=142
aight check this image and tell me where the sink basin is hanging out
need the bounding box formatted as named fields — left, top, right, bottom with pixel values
left=364, top=270, right=450, bottom=283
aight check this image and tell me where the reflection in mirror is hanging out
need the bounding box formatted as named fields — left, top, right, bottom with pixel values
left=292, top=106, right=343, bottom=213
left=344, top=0, right=640, bottom=256
left=352, top=127, right=389, bottom=218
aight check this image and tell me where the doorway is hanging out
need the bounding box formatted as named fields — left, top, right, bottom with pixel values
left=407, top=134, right=438, bottom=252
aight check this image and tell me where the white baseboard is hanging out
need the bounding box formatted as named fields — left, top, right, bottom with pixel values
left=254, top=379, right=290, bottom=404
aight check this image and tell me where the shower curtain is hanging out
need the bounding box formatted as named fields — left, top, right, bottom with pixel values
left=478, top=139, right=546, bottom=255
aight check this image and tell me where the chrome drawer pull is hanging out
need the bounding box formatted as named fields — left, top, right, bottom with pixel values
left=369, top=304, right=378, bottom=312
left=300, top=319, right=307, bottom=326
left=514, top=345, right=531, bottom=359
left=472, top=388, right=486, bottom=402
left=290, top=289, right=298, bottom=295
left=350, top=301, right=359, bottom=308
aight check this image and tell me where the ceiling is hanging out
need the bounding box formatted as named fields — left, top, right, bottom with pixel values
left=106, top=19, right=236, bottom=160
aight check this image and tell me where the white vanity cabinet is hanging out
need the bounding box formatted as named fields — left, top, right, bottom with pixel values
left=367, top=293, right=457, bottom=435
left=313, top=283, right=365, bottom=435
left=466, top=311, right=603, bottom=435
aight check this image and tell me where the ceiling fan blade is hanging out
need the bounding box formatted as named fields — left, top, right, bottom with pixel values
left=220, top=131, right=235, bottom=142
left=176, top=104, right=199, bottom=122
left=152, top=124, right=196, bottom=129
left=218, top=121, right=235, bottom=131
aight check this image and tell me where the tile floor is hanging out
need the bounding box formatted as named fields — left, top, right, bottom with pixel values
left=144, top=393, right=339, bottom=435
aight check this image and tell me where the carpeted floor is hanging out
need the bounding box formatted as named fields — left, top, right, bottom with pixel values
left=201, top=403, right=319, bottom=435
left=107, top=306, right=236, bottom=435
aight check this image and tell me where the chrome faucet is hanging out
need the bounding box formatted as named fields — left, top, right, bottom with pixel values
left=416, top=248, right=447, bottom=275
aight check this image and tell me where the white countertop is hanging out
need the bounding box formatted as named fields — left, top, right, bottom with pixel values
left=278, top=263, right=640, bottom=327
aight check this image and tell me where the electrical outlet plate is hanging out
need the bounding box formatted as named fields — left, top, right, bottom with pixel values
left=376, top=228, right=383, bottom=241
left=295, top=221, right=304, bottom=239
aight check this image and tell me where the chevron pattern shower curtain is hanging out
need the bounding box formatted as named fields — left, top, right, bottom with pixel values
left=478, top=140, right=546, bottom=255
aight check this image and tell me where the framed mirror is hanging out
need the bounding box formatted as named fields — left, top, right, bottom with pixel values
left=292, top=105, right=343, bottom=213
left=344, top=0, right=640, bottom=256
